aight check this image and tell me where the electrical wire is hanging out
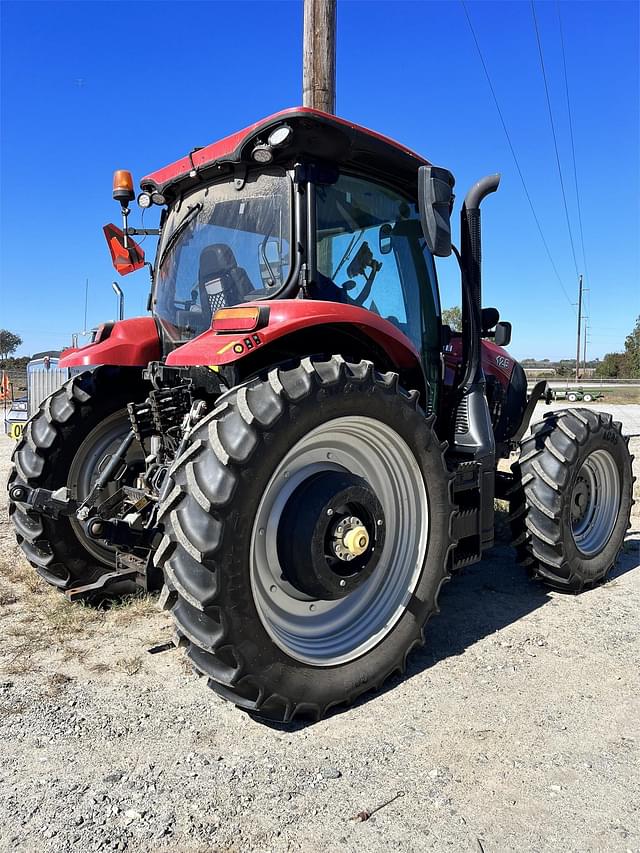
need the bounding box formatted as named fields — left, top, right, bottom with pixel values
left=460, top=0, right=576, bottom=313
left=530, top=0, right=580, bottom=279
left=556, top=0, right=591, bottom=287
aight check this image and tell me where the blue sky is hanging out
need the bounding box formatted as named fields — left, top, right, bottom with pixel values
left=1, top=0, right=638, bottom=361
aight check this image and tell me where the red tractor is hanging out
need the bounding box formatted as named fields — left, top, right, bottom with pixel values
left=9, top=109, right=633, bottom=721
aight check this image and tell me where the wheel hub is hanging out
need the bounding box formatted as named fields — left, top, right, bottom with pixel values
left=334, top=518, right=370, bottom=560
left=277, top=470, right=385, bottom=600
left=571, top=476, right=591, bottom=523
left=570, top=449, right=621, bottom=556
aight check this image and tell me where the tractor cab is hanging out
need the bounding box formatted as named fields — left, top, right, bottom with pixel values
left=102, top=108, right=448, bottom=412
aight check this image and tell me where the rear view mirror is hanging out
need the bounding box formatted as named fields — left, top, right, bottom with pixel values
left=103, top=223, right=145, bottom=276
left=494, top=322, right=512, bottom=347
left=418, top=165, right=455, bottom=257
left=379, top=223, right=392, bottom=255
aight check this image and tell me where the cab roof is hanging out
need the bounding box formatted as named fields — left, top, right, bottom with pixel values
left=140, top=107, right=431, bottom=199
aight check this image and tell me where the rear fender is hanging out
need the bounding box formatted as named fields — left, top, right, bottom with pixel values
left=165, top=299, right=424, bottom=377
left=59, top=317, right=161, bottom=368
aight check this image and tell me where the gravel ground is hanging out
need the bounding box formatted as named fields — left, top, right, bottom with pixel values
left=1, top=404, right=639, bottom=853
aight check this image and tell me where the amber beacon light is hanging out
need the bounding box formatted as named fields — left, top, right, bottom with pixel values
left=112, top=170, right=135, bottom=204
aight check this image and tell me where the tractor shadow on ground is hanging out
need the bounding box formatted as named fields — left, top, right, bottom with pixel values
left=260, top=512, right=640, bottom=731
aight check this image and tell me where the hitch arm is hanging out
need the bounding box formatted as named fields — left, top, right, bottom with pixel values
left=9, top=484, right=79, bottom=519
left=77, top=430, right=135, bottom=519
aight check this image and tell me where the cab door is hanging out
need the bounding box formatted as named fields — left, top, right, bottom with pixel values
left=315, top=172, right=443, bottom=412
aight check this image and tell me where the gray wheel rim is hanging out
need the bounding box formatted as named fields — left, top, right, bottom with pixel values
left=68, top=410, right=142, bottom=567
left=571, top=449, right=620, bottom=557
left=250, top=416, right=428, bottom=666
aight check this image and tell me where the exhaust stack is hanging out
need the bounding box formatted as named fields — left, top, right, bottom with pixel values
left=460, top=173, right=500, bottom=388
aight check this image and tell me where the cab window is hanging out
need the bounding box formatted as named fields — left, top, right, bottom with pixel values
left=315, top=173, right=439, bottom=353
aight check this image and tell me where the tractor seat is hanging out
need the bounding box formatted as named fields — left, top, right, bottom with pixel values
left=199, top=244, right=253, bottom=313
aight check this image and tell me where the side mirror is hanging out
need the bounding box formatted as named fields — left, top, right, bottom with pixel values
left=103, top=223, right=145, bottom=276
left=494, top=321, right=512, bottom=347
left=481, top=307, right=500, bottom=332
left=418, top=165, right=455, bottom=257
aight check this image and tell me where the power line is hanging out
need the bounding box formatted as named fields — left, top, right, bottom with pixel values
left=460, top=0, right=576, bottom=313
left=530, top=0, right=580, bottom=279
left=556, top=1, right=591, bottom=287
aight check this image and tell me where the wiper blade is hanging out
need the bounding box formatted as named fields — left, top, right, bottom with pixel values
left=158, top=203, right=202, bottom=271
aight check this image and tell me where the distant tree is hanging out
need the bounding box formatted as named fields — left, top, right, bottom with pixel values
left=0, top=329, right=22, bottom=360
left=595, top=352, right=626, bottom=378
left=623, top=315, right=640, bottom=378
left=442, top=306, right=462, bottom=332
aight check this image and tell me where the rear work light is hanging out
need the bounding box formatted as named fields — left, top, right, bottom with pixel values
left=212, top=306, right=268, bottom=333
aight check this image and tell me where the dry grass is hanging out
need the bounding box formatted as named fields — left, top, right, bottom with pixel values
left=116, top=656, right=143, bottom=676
left=0, top=546, right=160, bottom=677
left=109, top=593, right=159, bottom=625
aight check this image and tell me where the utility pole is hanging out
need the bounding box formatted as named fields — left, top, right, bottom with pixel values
left=575, top=274, right=583, bottom=382
left=303, top=0, right=337, bottom=114
left=583, top=318, right=589, bottom=374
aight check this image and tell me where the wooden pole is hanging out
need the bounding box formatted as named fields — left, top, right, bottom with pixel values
left=303, top=0, right=337, bottom=114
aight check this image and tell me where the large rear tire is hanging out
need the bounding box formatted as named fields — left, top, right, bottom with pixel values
left=155, top=356, right=455, bottom=721
left=8, top=368, right=149, bottom=593
left=510, top=408, right=634, bottom=591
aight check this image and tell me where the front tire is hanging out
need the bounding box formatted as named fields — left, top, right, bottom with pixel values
left=155, top=356, right=455, bottom=721
left=510, top=408, right=634, bottom=591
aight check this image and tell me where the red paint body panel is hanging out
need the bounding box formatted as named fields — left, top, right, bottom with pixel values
left=141, top=107, right=429, bottom=192
left=443, top=336, right=515, bottom=389
left=165, top=300, right=422, bottom=370
left=59, top=318, right=161, bottom=368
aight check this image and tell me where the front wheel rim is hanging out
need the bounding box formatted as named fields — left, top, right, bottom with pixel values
left=571, top=449, right=621, bottom=557
left=68, top=411, right=143, bottom=567
left=250, top=416, right=429, bottom=666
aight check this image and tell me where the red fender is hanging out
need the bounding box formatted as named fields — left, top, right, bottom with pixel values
left=59, top=317, right=161, bottom=368
left=165, top=299, right=422, bottom=370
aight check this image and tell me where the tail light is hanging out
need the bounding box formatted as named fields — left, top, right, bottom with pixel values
left=212, top=306, right=268, bottom=333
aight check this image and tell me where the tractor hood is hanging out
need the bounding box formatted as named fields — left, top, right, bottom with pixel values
left=140, top=108, right=431, bottom=201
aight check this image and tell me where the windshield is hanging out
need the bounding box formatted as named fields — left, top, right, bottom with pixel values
left=153, top=170, right=292, bottom=342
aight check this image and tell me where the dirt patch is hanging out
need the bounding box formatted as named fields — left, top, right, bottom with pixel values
left=0, top=433, right=638, bottom=853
